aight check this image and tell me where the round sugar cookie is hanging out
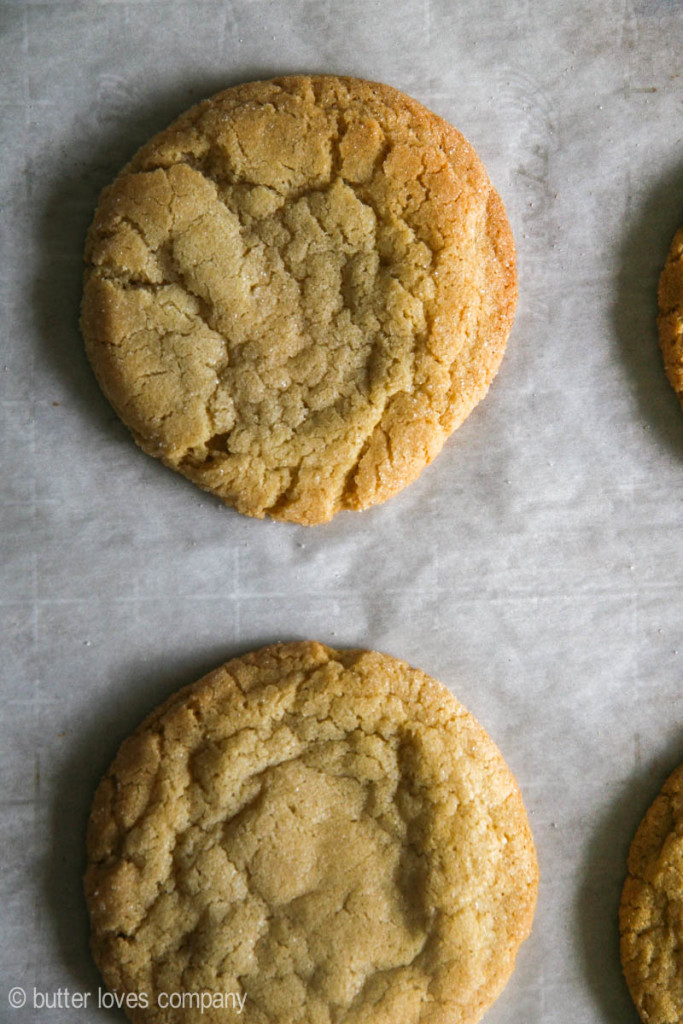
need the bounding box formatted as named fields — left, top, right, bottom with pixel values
left=659, top=226, right=683, bottom=408
left=621, top=762, right=683, bottom=1023
left=85, top=642, right=537, bottom=1024
left=81, top=75, right=517, bottom=524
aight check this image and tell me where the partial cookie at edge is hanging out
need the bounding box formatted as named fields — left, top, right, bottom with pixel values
left=620, top=761, right=683, bottom=1024
left=658, top=226, right=683, bottom=405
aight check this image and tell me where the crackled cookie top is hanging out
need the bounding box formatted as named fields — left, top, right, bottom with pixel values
left=85, top=642, right=537, bottom=1024
left=81, top=75, right=517, bottom=524
left=659, top=227, right=683, bottom=410
left=621, top=763, right=683, bottom=1024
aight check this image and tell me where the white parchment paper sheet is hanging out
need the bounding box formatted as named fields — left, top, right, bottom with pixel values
left=1, top=1, right=683, bottom=1021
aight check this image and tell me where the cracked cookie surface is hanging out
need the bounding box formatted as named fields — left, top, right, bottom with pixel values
left=621, top=762, right=683, bottom=1024
left=659, top=227, right=683, bottom=412
left=85, top=641, right=538, bottom=1024
left=81, top=75, right=517, bottom=524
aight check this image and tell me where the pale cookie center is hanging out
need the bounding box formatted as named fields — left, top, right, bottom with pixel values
left=153, top=172, right=426, bottom=465
left=133, top=736, right=433, bottom=1019
left=218, top=760, right=428, bottom=1009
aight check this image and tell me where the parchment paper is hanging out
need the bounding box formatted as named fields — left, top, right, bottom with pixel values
left=2, top=1, right=683, bottom=1021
